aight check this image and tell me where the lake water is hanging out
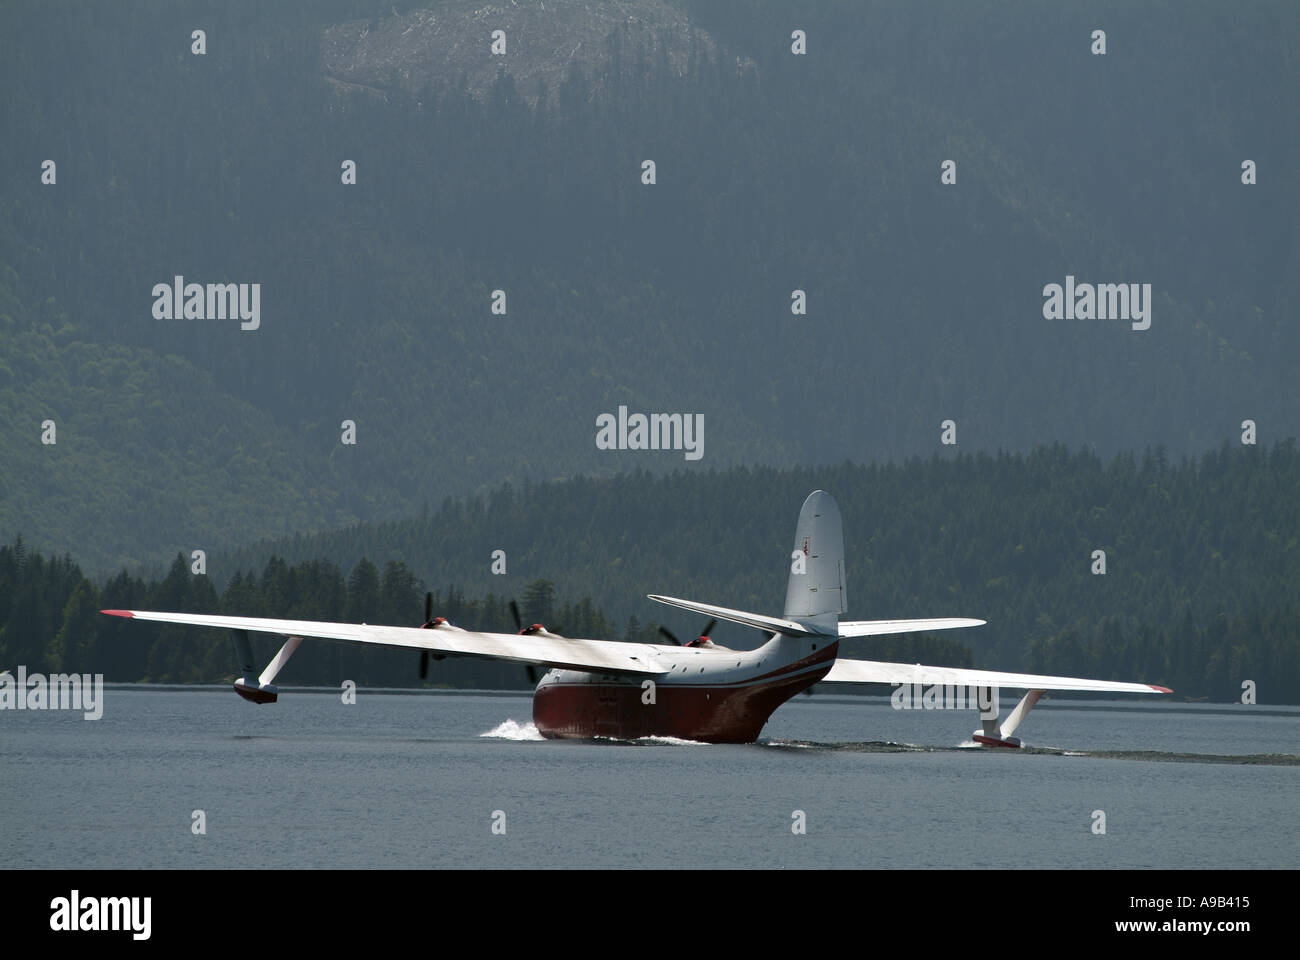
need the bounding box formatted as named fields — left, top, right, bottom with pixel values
left=3, top=688, right=1296, bottom=869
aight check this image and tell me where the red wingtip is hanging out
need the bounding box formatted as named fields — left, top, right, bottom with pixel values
left=1150, top=684, right=1173, bottom=693
left=100, top=609, right=135, bottom=618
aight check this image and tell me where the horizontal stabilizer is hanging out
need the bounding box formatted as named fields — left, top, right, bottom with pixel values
left=837, top=618, right=985, bottom=637
left=646, top=595, right=835, bottom=638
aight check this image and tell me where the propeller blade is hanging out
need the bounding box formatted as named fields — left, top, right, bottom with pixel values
left=509, top=600, right=522, bottom=632
left=657, top=626, right=681, bottom=645
left=700, top=618, right=718, bottom=639
left=526, top=665, right=539, bottom=685
left=419, top=592, right=434, bottom=680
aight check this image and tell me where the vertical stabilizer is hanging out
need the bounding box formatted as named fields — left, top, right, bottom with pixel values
left=784, top=490, right=846, bottom=630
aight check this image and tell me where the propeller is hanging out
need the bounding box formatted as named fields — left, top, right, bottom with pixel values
left=658, top=618, right=718, bottom=647
left=509, top=599, right=553, bottom=686
left=418, top=592, right=447, bottom=681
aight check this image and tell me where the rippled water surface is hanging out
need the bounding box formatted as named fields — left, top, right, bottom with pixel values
left=4, top=688, right=1296, bottom=868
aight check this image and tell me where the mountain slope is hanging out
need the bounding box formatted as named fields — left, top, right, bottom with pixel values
left=1, top=0, right=1295, bottom=573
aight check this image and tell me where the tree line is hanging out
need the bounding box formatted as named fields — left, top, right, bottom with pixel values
left=0, top=536, right=973, bottom=689
left=3, top=440, right=1297, bottom=702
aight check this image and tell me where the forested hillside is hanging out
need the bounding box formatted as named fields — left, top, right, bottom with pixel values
left=6, top=443, right=1292, bottom=701
left=2, top=1, right=1296, bottom=573
left=0, top=540, right=974, bottom=692
left=0, top=540, right=636, bottom=690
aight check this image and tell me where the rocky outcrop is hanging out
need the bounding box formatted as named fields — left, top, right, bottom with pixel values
left=320, top=0, right=748, bottom=103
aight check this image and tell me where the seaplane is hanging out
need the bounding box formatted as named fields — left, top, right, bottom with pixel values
left=101, top=491, right=1171, bottom=746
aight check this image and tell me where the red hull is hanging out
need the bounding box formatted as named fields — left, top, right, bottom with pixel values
left=233, top=682, right=277, bottom=704
left=532, top=645, right=836, bottom=744
left=972, top=734, right=1021, bottom=748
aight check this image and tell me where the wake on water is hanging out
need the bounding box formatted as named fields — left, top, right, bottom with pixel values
left=480, top=719, right=544, bottom=741
left=478, top=719, right=708, bottom=745
left=476, top=723, right=1296, bottom=763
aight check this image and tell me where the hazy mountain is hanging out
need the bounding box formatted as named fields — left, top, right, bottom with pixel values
left=1, top=0, right=1296, bottom=574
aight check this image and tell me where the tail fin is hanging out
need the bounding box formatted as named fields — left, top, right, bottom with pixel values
left=784, top=490, right=846, bottom=631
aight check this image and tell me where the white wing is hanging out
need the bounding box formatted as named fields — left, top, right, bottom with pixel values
left=822, top=657, right=1170, bottom=693
left=102, top=609, right=667, bottom=677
